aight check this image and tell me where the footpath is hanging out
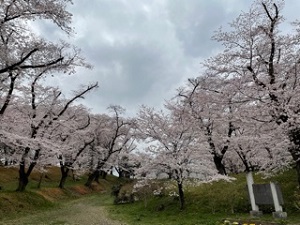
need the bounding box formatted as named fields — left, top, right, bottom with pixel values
left=0, top=195, right=126, bottom=225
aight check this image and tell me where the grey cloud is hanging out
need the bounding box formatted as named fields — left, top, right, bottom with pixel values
left=165, top=0, right=252, bottom=58
left=66, top=1, right=191, bottom=114
left=33, top=0, right=300, bottom=117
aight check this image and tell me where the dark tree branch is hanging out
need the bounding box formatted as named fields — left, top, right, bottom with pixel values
left=0, top=48, right=39, bottom=74
left=0, top=71, right=16, bottom=115
left=56, top=83, right=98, bottom=119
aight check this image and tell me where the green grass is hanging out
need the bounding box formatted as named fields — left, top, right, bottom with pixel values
left=0, top=190, right=55, bottom=220
left=107, top=171, right=300, bottom=225
left=0, top=194, right=123, bottom=225
left=0, top=167, right=120, bottom=221
left=0, top=166, right=299, bottom=225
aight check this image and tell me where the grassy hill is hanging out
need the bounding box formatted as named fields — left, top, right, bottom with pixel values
left=0, top=167, right=115, bottom=220
left=0, top=167, right=299, bottom=225
left=109, top=170, right=300, bottom=225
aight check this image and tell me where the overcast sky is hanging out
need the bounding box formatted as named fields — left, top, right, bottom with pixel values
left=33, top=0, right=300, bottom=116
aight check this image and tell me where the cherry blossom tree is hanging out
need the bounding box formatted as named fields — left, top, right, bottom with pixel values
left=227, top=105, right=290, bottom=174
left=0, top=81, right=97, bottom=191
left=84, top=105, right=136, bottom=187
left=204, top=0, right=300, bottom=185
left=136, top=105, right=218, bottom=210
left=175, top=76, right=244, bottom=175
left=114, top=152, right=139, bottom=179
left=175, top=75, right=288, bottom=175
left=0, top=0, right=88, bottom=115
left=53, top=105, right=95, bottom=188
left=0, top=0, right=99, bottom=191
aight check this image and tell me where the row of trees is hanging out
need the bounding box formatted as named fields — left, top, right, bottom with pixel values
left=201, top=0, right=300, bottom=181
left=0, top=0, right=139, bottom=192
left=1, top=0, right=300, bottom=210
left=0, top=0, right=99, bottom=191
left=133, top=0, right=300, bottom=209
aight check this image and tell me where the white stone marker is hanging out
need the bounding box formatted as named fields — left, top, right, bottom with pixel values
left=246, top=172, right=262, bottom=217
left=270, top=182, right=287, bottom=218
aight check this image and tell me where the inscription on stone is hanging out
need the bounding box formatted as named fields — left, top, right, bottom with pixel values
left=252, top=183, right=284, bottom=205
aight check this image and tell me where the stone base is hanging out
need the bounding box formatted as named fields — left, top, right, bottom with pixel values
left=272, top=211, right=287, bottom=219
left=250, top=210, right=263, bottom=217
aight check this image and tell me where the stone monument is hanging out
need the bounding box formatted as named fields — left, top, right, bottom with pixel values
left=246, top=172, right=287, bottom=218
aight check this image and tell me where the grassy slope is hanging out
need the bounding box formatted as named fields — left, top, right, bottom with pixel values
left=0, top=167, right=116, bottom=220
left=0, top=167, right=299, bottom=225
left=108, top=171, right=300, bottom=225
left=0, top=195, right=125, bottom=225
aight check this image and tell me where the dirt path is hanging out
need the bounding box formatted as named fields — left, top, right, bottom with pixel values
left=0, top=195, right=127, bottom=225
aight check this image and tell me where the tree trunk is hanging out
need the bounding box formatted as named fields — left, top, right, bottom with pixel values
left=94, top=170, right=100, bottom=183
left=85, top=170, right=97, bottom=188
left=71, top=169, right=76, bottom=181
left=291, top=146, right=300, bottom=187
left=213, top=155, right=227, bottom=175
left=235, top=148, right=252, bottom=172
left=295, top=160, right=300, bottom=188
left=288, top=128, right=300, bottom=187
left=37, top=173, right=44, bottom=189
left=16, top=167, right=29, bottom=192
left=16, top=159, right=36, bottom=192
left=59, top=167, right=69, bottom=189
left=102, top=171, right=107, bottom=179
left=177, top=182, right=185, bottom=210
left=118, top=169, right=123, bottom=178
left=85, top=161, right=105, bottom=187
left=59, top=174, right=68, bottom=189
